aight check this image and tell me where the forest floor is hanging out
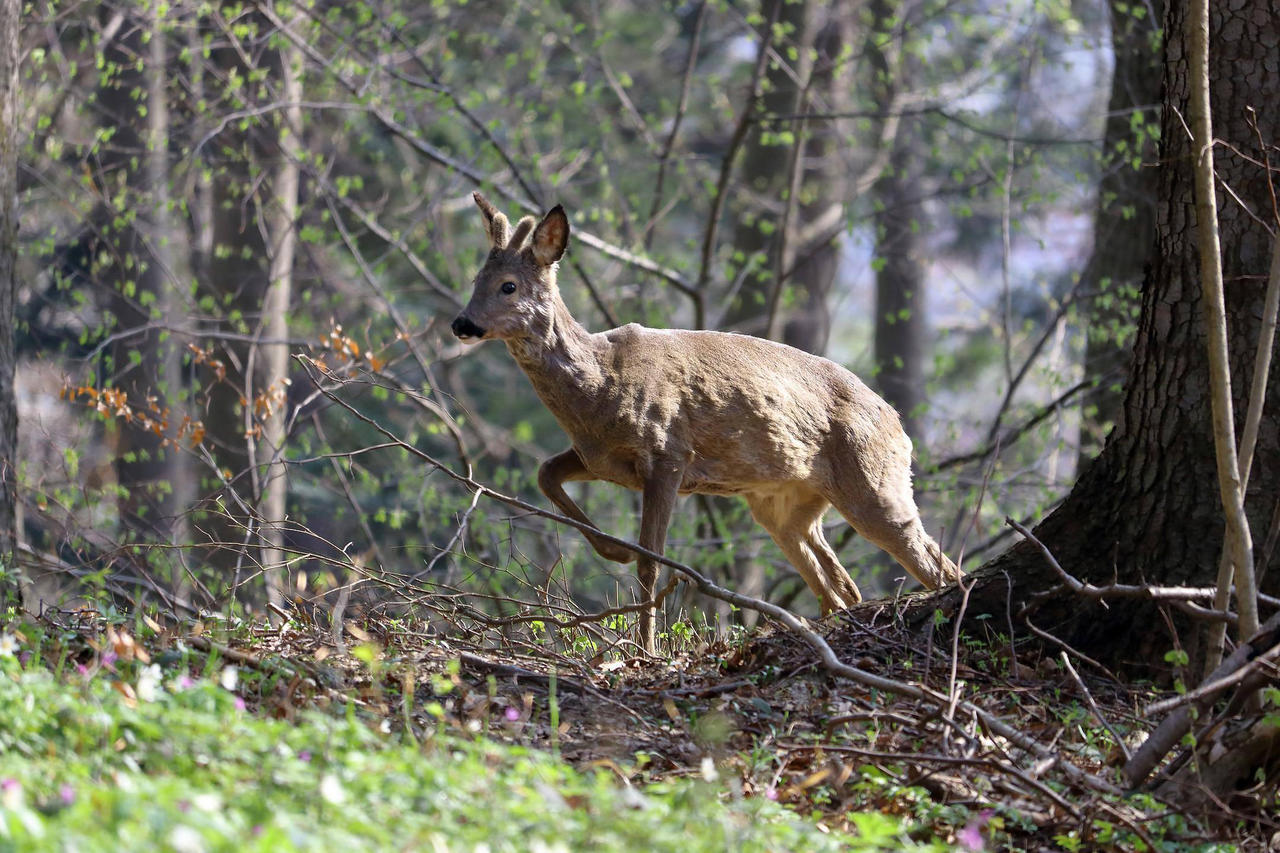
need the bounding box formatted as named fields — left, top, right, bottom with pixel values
left=92, top=597, right=1268, bottom=852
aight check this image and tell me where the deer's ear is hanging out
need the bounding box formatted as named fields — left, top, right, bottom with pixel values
left=507, top=215, right=537, bottom=251
left=530, top=205, right=569, bottom=266
left=473, top=191, right=510, bottom=249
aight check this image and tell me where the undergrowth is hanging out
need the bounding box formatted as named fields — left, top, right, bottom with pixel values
left=0, top=622, right=942, bottom=852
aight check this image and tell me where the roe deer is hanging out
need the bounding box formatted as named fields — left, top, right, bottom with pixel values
left=452, top=193, right=962, bottom=653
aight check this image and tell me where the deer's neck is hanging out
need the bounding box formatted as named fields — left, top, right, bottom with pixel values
left=506, top=293, right=604, bottom=405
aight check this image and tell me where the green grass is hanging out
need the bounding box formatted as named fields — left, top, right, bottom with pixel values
left=0, top=639, right=943, bottom=852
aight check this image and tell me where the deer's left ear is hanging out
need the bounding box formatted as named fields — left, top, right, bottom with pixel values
left=530, top=205, right=569, bottom=267
left=473, top=191, right=510, bottom=249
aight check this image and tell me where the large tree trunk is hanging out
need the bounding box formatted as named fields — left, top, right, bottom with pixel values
left=958, top=1, right=1280, bottom=664
left=1077, top=0, right=1164, bottom=460
left=0, top=0, right=19, bottom=609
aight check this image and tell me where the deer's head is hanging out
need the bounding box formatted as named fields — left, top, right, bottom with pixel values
left=451, top=193, right=569, bottom=344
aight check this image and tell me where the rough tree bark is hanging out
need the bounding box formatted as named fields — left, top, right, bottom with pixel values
left=0, top=0, right=19, bottom=608
left=953, top=1, right=1280, bottom=666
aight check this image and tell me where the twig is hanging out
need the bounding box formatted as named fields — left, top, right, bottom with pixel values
left=1144, top=638, right=1280, bottom=716
left=257, top=2, right=692, bottom=309
left=944, top=577, right=976, bottom=748
left=1007, top=518, right=1238, bottom=624
left=1203, top=195, right=1280, bottom=676
left=777, top=741, right=1082, bottom=818
left=930, top=379, right=1093, bottom=473
left=1024, top=617, right=1122, bottom=684
left=1059, top=651, right=1131, bottom=762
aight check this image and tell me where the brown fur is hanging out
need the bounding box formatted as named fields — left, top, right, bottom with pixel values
left=452, top=193, right=962, bottom=652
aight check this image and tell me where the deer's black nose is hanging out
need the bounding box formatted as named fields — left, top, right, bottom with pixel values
left=451, top=315, right=486, bottom=339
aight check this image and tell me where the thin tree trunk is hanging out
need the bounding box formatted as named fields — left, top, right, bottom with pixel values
left=868, top=0, right=926, bottom=443
left=0, top=0, right=20, bottom=608
left=146, top=2, right=194, bottom=569
left=1190, top=0, right=1257, bottom=667
left=259, top=26, right=302, bottom=611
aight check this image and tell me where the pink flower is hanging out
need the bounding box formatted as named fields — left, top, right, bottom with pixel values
left=764, top=786, right=778, bottom=801
left=299, top=750, right=312, bottom=762
left=958, top=809, right=994, bottom=852
left=504, top=706, right=521, bottom=722
left=59, top=785, right=75, bottom=806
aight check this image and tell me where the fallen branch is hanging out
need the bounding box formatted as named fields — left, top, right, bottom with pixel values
left=1008, top=518, right=1247, bottom=623
left=1123, top=606, right=1280, bottom=788
left=1144, top=637, right=1280, bottom=717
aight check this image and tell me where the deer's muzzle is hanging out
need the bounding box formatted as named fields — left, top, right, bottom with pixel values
left=451, top=315, right=486, bottom=341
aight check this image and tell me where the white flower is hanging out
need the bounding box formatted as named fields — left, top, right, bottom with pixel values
left=319, top=773, right=346, bottom=805
left=191, top=792, right=222, bottom=812
left=699, top=756, right=719, bottom=783
left=219, top=666, right=239, bottom=691
left=136, top=664, right=164, bottom=702
left=168, top=824, right=206, bottom=853
left=529, top=841, right=569, bottom=853
left=0, top=634, right=17, bottom=657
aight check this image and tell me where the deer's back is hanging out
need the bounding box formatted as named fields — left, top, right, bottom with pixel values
left=567, top=325, right=905, bottom=495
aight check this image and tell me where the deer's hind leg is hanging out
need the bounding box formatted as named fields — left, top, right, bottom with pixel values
left=826, top=459, right=961, bottom=590
left=537, top=449, right=636, bottom=564
left=746, top=488, right=861, bottom=614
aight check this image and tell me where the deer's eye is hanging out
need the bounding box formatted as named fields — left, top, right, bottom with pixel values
left=500, top=281, right=517, bottom=295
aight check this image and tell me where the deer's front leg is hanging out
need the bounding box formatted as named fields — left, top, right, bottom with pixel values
left=537, top=449, right=637, bottom=564
left=636, top=459, right=684, bottom=655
